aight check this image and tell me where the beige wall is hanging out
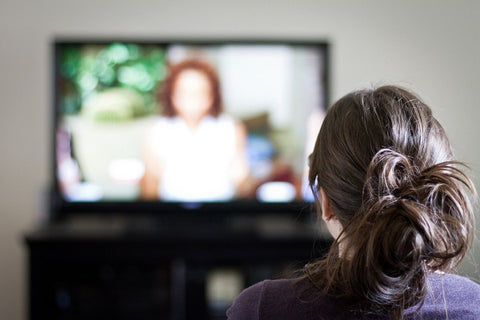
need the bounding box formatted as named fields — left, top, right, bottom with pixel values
left=1, top=0, right=479, bottom=319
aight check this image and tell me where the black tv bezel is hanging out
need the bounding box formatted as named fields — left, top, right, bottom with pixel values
left=50, top=37, right=330, bottom=221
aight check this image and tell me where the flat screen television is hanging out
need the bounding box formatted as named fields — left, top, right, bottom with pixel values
left=51, top=38, right=329, bottom=220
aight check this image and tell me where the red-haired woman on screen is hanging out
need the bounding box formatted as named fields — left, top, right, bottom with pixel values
left=141, top=59, right=249, bottom=201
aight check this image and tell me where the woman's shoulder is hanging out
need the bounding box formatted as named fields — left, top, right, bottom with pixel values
left=226, top=278, right=306, bottom=320
left=227, top=278, right=353, bottom=320
left=406, top=273, right=480, bottom=319
left=427, top=272, right=480, bottom=295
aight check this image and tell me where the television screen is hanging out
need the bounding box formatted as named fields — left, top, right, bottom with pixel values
left=53, top=39, right=328, bottom=215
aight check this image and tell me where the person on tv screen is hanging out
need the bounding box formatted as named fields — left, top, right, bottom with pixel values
left=141, top=59, right=249, bottom=201
left=227, top=86, right=480, bottom=319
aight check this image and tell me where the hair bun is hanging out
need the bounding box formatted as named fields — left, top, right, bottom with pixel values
left=343, top=149, right=476, bottom=311
left=362, top=149, right=475, bottom=268
left=358, top=149, right=430, bottom=285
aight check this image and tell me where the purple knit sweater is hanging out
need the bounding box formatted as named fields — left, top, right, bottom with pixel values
left=227, top=273, right=480, bottom=320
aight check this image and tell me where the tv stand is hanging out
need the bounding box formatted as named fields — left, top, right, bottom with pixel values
left=25, top=215, right=331, bottom=320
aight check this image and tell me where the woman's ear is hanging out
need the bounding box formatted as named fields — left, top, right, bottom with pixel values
left=319, top=188, right=334, bottom=222
left=319, top=188, right=344, bottom=240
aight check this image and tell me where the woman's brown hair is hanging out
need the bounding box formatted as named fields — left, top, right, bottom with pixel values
left=305, top=86, right=475, bottom=318
left=159, top=59, right=223, bottom=117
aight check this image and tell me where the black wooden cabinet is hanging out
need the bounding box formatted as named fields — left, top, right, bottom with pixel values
left=25, top=216, right=329, bottom=320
